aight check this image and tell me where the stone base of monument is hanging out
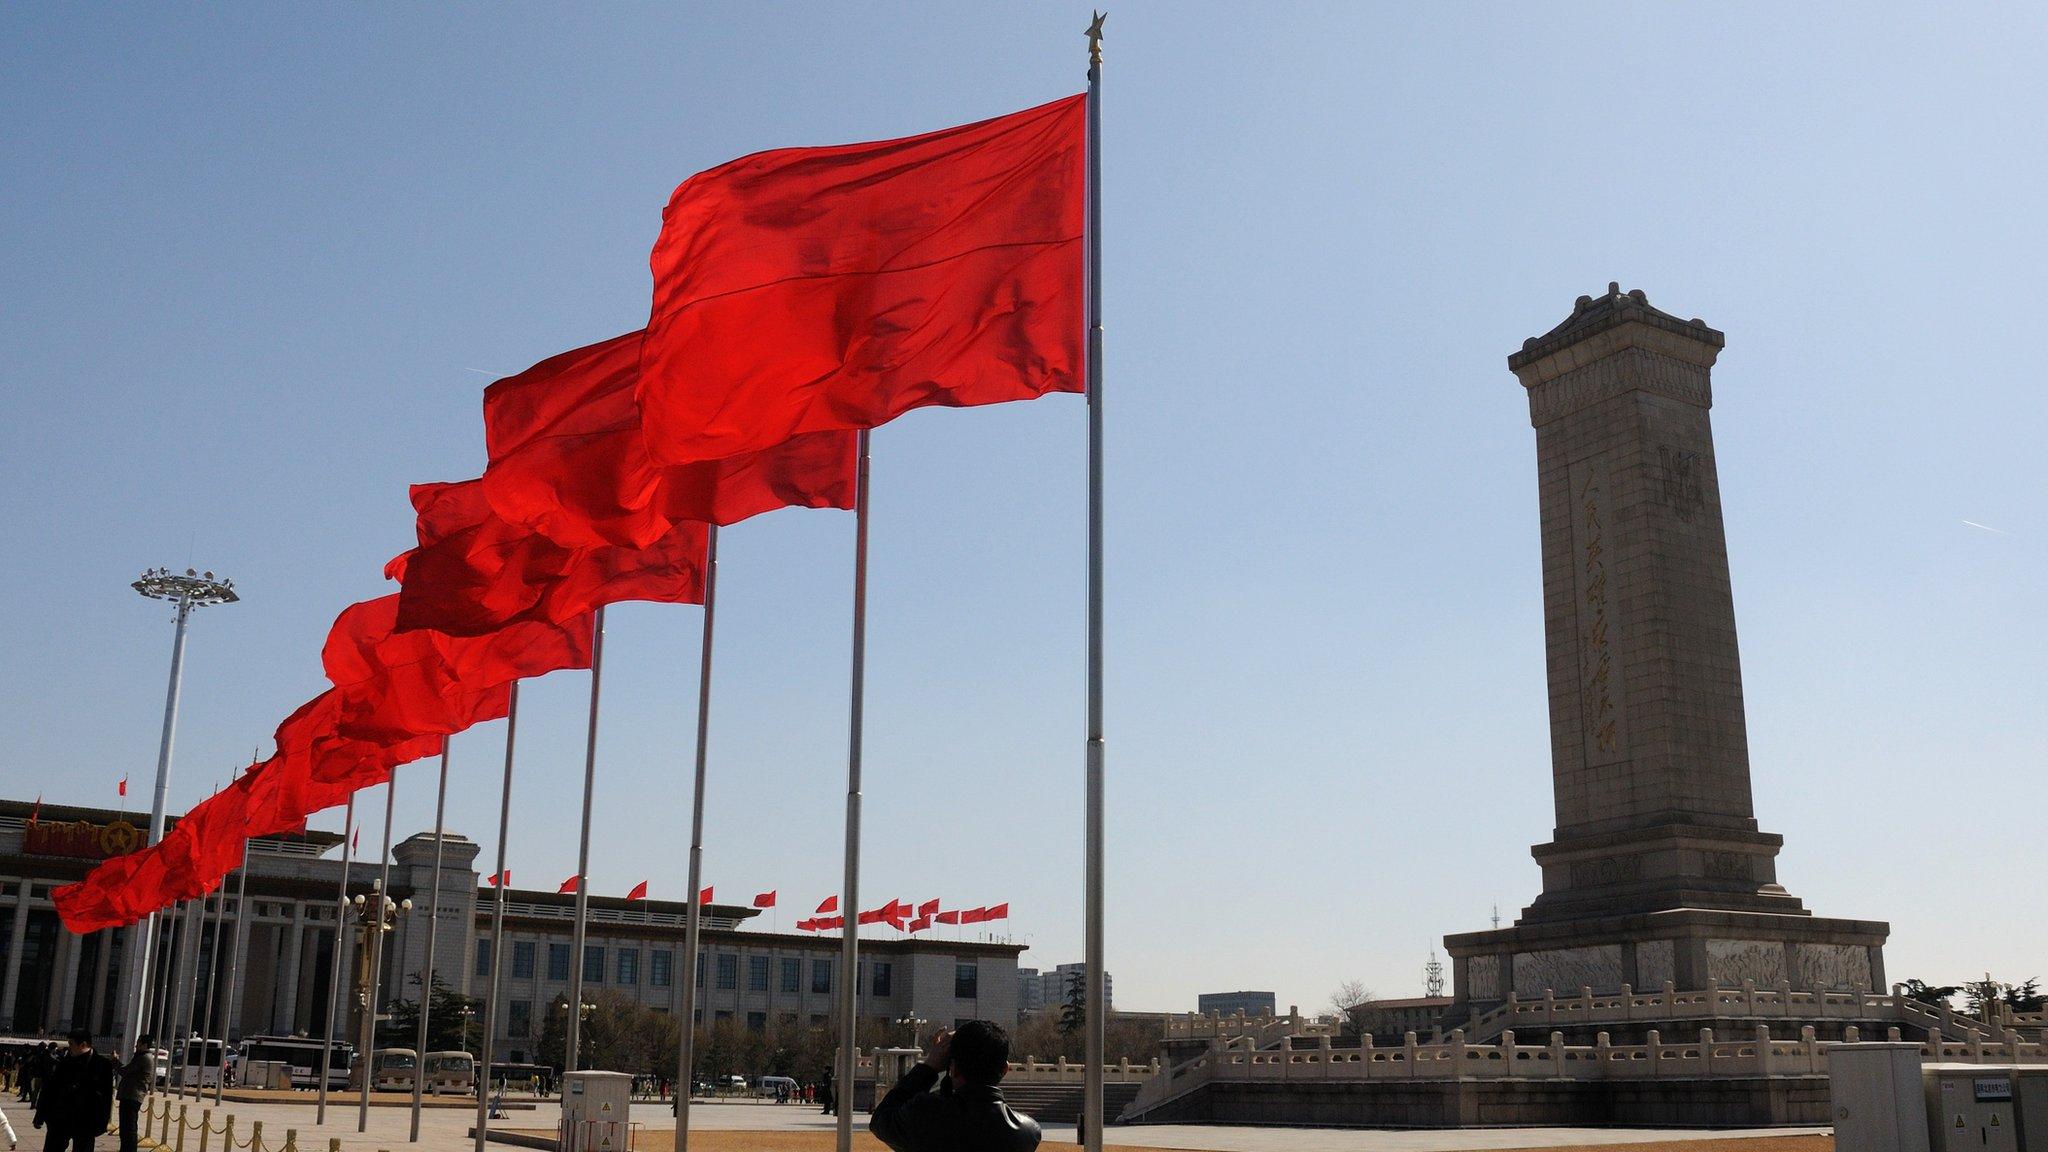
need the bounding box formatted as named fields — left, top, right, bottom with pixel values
left=1128, top=1076, right=1833, bottom=1129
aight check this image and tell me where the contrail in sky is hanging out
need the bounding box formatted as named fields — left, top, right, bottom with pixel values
left=1961, top=519, right=2010, bottom=535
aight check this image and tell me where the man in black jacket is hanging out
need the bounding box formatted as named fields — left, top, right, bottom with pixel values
left=31, top=1030, right=115, bottom=1152
left=116, top=1037, right=153, bottom=1152
left=870, top=1021, right=1040, bottom=1152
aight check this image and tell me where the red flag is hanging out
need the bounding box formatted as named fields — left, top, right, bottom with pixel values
left=856, top=908, right=885, bottom=926
left=698, top=886, right=714, bottom=905
left=29, top=796, right=40, bottom=825
left=985, top=903, right=1009, bottom=920
left=752, top=890, right=776, bottom=909
left=638, top=95, right=1087, bottom=466
left=881, top=900, right=910, bottom=931
left=485, top=871, right=505, bottom=887
left=909, top=914, right=932, bottom=933
left=391, top=480, right=709, bottom=637
left=958, top=906, right=986, bottom=924
left=917, top=898, right=940, bottom=918
left=814, top=896, right=838, bottom=914
left=481, top=331, right=858, bottom=550
left=627, top=880, right=649, bottom=901
left=351, top=828, right=360, bottom=853
left=558, top=875, right=580, bottom=894
left=795, top=918, right=815, bottom=932
left=816, top=915, right=844, bottom=930
left=935, top=910, right=961, bottom=926
left=118, top=776, right=128, bottom=798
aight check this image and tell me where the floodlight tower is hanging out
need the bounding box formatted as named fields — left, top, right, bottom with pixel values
left=124, top=567, right=238, bottom=1052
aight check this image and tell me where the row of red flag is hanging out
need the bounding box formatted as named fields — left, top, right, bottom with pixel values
left=796, top=898, right=1010, bottom=934
left=53, top=91, right=1087, bottom=935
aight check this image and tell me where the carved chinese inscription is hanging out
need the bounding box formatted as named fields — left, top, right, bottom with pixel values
left=1660, top=445, right=1703, bottom=522
left=1570, top=459, right=1626, bottom=766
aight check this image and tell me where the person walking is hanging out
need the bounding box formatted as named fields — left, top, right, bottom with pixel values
left=31, top=1030, right=116, bottom=1152
left=869, top=1021, right=1040, bottom=1152
left=116, top=1037, right=152, bottom=1152
left=818, top=1069, right=834, bottom=1115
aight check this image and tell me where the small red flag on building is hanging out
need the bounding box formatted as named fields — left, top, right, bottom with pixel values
left=958, top=906, right=986, bottom=924
left=753, top=890, right=776, bottom=909
left=118, top=777, right=128, bottom=798
left=351, top=828, right=359, bottom=853
left=909, top=915, right=932, bottom=933
left=917, top=898, right=940, bottom=918
left=815, top=896, right=838, bottom=914
left=985, top=903, right=1009, bottom=920
left=698, top=886, right=714, bottom=906
left=935, top=910, right=961, bottom=926
left=29, top=795, right=40, bottom=825
left=486, top=870, right=508, bottom=887
left=627, top=880, right=649, bottom=901
left=558, top=875, right=580, bottom=894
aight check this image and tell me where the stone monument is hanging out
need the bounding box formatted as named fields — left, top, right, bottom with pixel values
left=1444, top=285, right=1887, bottom=1019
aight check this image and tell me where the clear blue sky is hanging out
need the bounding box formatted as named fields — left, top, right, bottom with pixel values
left=3, top=3, right=2043, bottom=1015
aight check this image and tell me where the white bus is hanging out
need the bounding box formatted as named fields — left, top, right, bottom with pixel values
left=421, top=1051, right=474, bottom=1095
left=235, top=1035, right=354, bottom=1090
left=371, top=1048, right=418, bottom=1092
left=179, top=1039, right=226, bottom=1089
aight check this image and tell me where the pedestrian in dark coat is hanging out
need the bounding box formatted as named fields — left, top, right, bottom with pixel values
left=31, top=1030, right=115, bottom=1152
left=870, top=1021, right=1040, bottom=1152
left=116, top=1036, right=153, bottom=1152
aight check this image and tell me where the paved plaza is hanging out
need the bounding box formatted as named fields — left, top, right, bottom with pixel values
left=0, top=1093, right=1830, bottom=1152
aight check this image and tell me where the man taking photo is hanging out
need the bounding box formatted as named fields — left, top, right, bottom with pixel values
left=870, top=1020, right=1040, bottom=1152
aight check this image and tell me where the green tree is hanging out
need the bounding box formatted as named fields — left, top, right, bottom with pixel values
left=1059, top=969, right=1086, bottom=1039
left=1900, top=978, right=1961, bottom=1010
left=378, top=972, right=483, bottom=1052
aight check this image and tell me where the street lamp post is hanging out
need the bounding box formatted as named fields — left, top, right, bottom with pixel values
left=349, top=891, right=411, bottom=1127
left=125, top=567, right=237, bottom=1054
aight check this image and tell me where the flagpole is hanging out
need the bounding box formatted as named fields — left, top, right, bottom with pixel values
left=196, top=867, right=228, bottom=1096
left=410, top=743, right=452, bottom=1142
left=835, top=429, right=871, bottom=1152
left=675, top=525, right=719, bottom=1152
left=216, top=820, right=251, bottom=1107
left=170, top=893, right=203, bottom=1097
left=1082, top=14, right=1108, bottom=1152
left=316, top=794, right=357, bottom=1125
left=359, top=769, right=399, bottom=1132
left=566, top=606, right=606, bottom=1075
left=474, top=685, right=519, bottom=1152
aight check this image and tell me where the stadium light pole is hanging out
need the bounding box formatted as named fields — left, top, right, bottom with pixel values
left=124, top=567, right=238, bottom=1054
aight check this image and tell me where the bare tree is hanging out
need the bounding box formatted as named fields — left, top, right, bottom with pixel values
left=1329, top=979, right=1373, bottom=1033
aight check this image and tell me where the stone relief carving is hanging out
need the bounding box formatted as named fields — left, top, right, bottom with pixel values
left=1659, top=445, right=1704, bottom=523
left=1707, top=939, right=1787, bottom=988
left=1636, top=939, right=1675, bottom=989
left=1468, top=955, right=1501, bottom=1001
left=1793, top=943, right=1872, bottom=992
left=1569, top=854, right=1645, bottom=888
left=1700, top=851, right=1750, bottom=882
left=1526, top=349, right=1712, bottom=426
left=1514, top=945, right=1624, bottom=997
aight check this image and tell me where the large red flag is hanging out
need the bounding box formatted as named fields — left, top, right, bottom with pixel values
left=481, top=331, right=858, bottom=550
left=637, top=95, right=1086, bottom=466
left=392, top=480, right=708, bottom=637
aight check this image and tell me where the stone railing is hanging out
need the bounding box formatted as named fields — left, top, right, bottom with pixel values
left=852, top=1049, right=1158, bottom=1085
left=1162, top=1009, right=1325, bottom=1048
left=1121, top=1027, right=2048, bottom=1121
left=1462, top=983, right=1980, bottom=1043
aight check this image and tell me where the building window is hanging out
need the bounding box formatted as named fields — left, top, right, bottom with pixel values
left=873, top=961, right=892, bottom=998
left=512, top=941, right=536, bottom=979
left=474, top=939, right=492, bottom=978
left=811, top=959, right=832, bottom=995
left=651, top=950, right=673, bottom=988
left=716, top=953, right=738, bottom=991
left=548, top=943, right=571, bottom=981
left=954, top=963, right=978, bottom=1000
left=584, top=944, right=605, bottom=984
left=746, top=1011, right=767, bottom=1033
left=616, top=949, right=640, bottom=986
left=748, top=955, right=769, bottom=992
left=715, top=1010, right=732, bottom=1023
left=779, top=957, right=800, bottom=994
left=508, top=1000, right=532, bottom=1038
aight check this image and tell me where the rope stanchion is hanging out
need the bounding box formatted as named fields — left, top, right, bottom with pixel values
left=176, top=1104, right=190, bottom=1152
left=198, top=1107, right=212, bottom=1152
left=281, top=1129, right=298, bottom=1152
left=249, top=1119, right=265, bottom=1152
left=221, top=1113, right=235, bottom=1149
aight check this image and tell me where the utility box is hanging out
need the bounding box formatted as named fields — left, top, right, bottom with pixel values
left=1829, top=1043, right=1930, bottom=1152
left=1925, top=1064, right=2022, bottom=1151
left=2014, top=1067, right=2048, bottom=1150
left=560, top=1070, right=634, bottom=1152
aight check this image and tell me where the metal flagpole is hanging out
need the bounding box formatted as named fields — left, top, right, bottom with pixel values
left=410, top=744, right=452, bottom=1142
left=474, top=685, right=519, bottom=1152
left=359, top=770, right=399, bottom=1132
left=215, top=821, right=252, bottom=1107
left=565, top=606, right=606, bottom=1075
left=1082, top=15, right=1108, bottom=1152
left=170, top=896, right=202, bottom=1097
left=835, top=429, right=872, bottom=1152
left=316, top=795, right=357, bottom=1125
left=674, top=525, right=719, bottom=1151
left=196, top=873, right=227, bottom=1096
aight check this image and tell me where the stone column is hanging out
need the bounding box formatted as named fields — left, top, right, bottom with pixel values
left=48, top=927, right=82, bottom=1031
left=0, top=878, right=33, bottom=1024
left=225, top=898, right=253, bottom=1041
left=275, top=904, right=304, bottom=1033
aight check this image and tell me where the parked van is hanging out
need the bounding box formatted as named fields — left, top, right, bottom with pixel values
left=421, top=1051, right=475, bottom=1095
left=372, top=1048, right=418, bottom=1092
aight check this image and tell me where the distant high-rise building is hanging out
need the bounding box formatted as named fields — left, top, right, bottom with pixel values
left=1016, top=967, right=1045, bottom=1015
left=1021, top=962, right=1111, bottom=1015
left=1196, top=990, right=1275, bottom=1018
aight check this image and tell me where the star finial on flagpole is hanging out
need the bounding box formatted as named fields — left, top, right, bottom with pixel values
left=1087, top=11, right=1106, bottom=63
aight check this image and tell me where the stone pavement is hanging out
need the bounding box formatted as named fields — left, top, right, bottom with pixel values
left=0, top=1094, right=1831, bottom=1152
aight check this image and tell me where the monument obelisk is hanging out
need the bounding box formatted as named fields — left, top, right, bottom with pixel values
left=1445, top=286, right=1886, bottom=1013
